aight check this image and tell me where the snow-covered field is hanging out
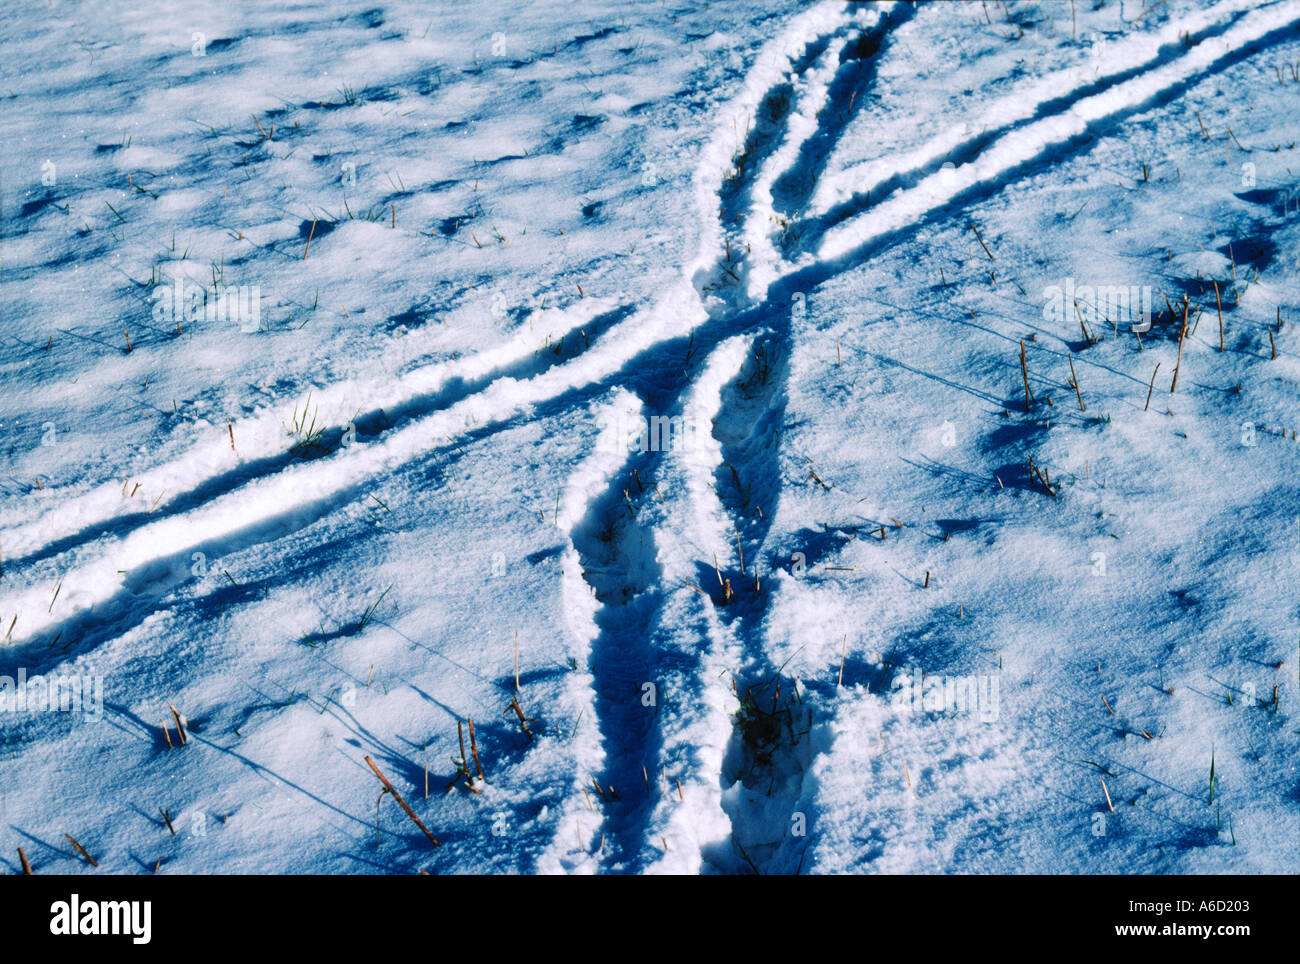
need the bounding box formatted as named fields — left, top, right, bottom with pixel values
left=1, top=0, right=1298, bottom=874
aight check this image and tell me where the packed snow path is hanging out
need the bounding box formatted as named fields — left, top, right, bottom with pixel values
left=1, top=0, right=1298, bottom=873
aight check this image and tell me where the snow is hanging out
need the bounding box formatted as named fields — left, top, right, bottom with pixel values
left=1, top=0, right=1298, bottom=874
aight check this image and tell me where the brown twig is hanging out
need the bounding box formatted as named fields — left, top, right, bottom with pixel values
left=363, top=755, right=440, bottom=846
left=508, top=694, right=534, bottom=740
left=1170, top=302, right=1188, bottom=393
left=167, top=702, right=187, bottom=746
left=468, top=718, right=485, bottom=781
left=65, top=834, right=98, bottom=867
left=1144, top=362, right=1161, bottom=411
left=1019, top=340, right=1032, bottom=412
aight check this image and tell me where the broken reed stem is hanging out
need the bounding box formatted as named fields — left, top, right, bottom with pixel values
left=1214, top=281, right=1224, bottom=351
left=363, top=754, right=440, bottom=847
left=1102, top=777, right=1115, bottom=813
left=1144, top=362, right=1161, bottom=411
left=1269, top=328, right=1276, bottom=359
left=1028, top=456, right=1055, bottom=497
left=167, top=703, right=187, bottom=745
left=457, top=720, right=468, bottom=778
left=1073, top=301, right=1091, bottom=347
left=468, top=718, right=485, bottom=781
left=1068, top=354, right=1085, bottom=412
left=971, top=223, right=994, bottom=260
left=1019, top=340, right=1032, bottom=412
left=65, top=834, right=98, bottom=867
left=1170, top=302, right=1188, bottom=393
left=18, top=847, right=33, bottom=875
left=736, top=531, right=746, bottom=577
left=508, top=694, right=534, bottom=740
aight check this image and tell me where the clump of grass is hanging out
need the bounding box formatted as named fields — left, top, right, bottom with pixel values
left=733, top=688, right=782, bottom=764
left=288, top=392, right=327, bottom=457
left=357, top=584, right=392, bottom=632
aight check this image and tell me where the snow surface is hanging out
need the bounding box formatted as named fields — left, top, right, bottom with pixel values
left=1, top=0, right=1299, bottom=874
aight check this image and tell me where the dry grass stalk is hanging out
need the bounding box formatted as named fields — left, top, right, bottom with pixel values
left=303, top=218, right=317, bottom=260
left=1170, top=302, right=1188, bottom=392
left=468, top=718, right=485, bottom=781
left=1019, top=341, right=1032, bottom=412
left=1214, top=281, right=1224, bottom=351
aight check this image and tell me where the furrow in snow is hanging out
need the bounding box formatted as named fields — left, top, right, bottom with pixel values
left=740, top=4, right=892, bottom=299
left=808, top=0, right=1266, bottom=224
left=2, top=297, right=629, bottom=573
left=536, top=390, right=644, bottom=873
left=817, top=0, right=1300, bottom=261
